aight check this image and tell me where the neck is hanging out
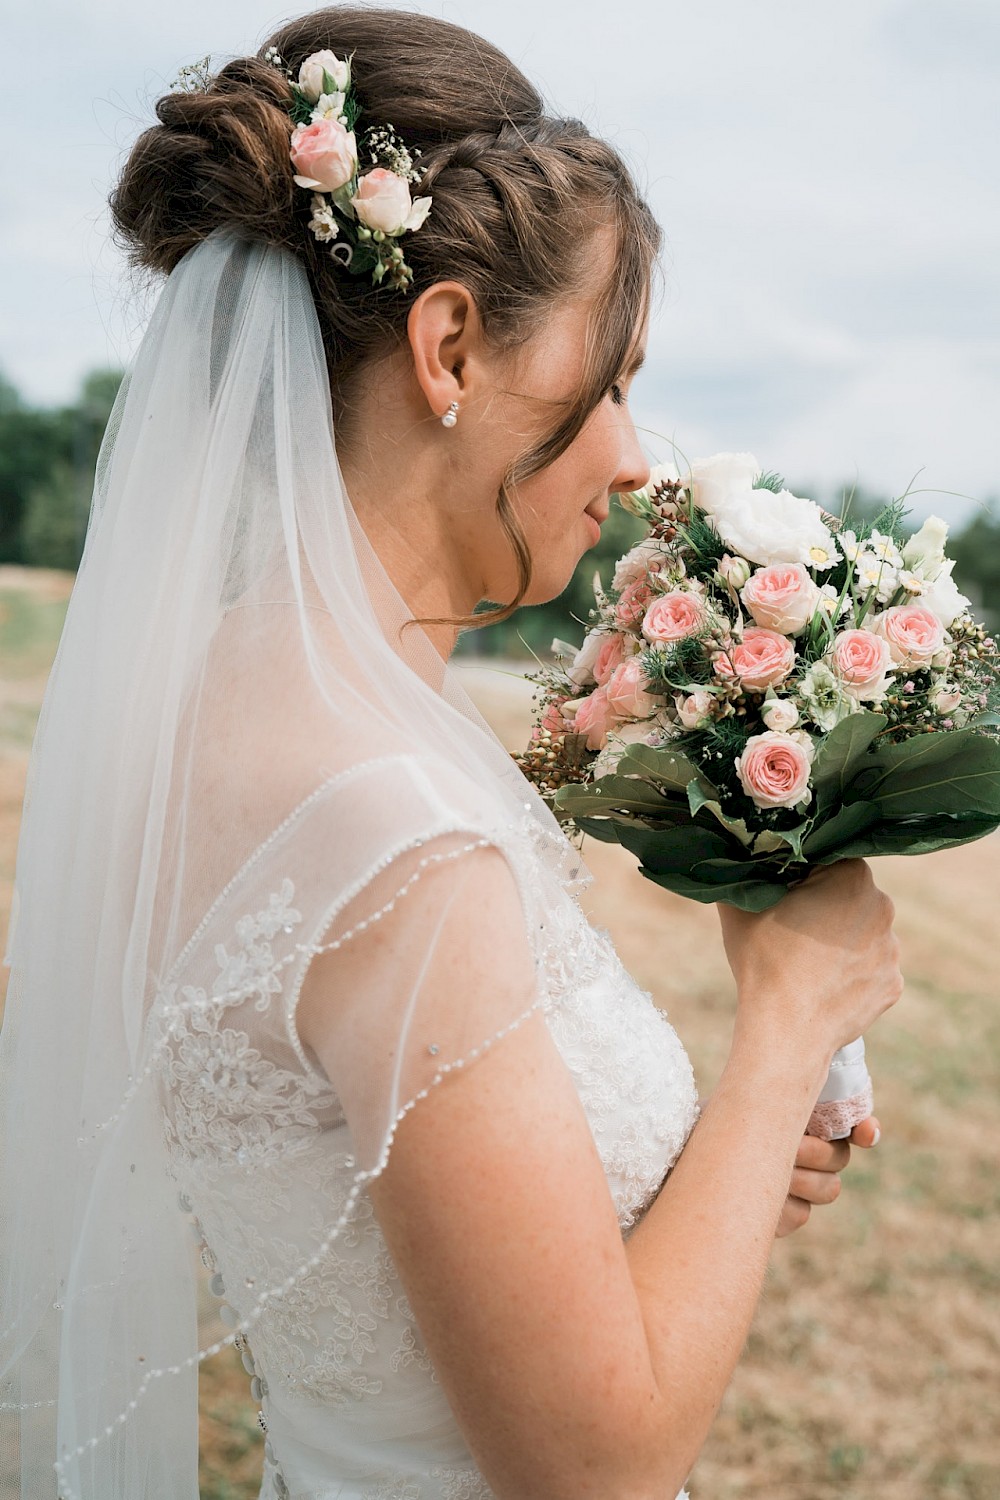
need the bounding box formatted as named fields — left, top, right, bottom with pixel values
left=339, top=442, right=487, bottom=666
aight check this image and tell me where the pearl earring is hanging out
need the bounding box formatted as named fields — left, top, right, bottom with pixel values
left=441, top=401, right=459, bottom=429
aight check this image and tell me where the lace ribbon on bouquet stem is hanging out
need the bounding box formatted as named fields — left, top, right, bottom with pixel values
left=806, top=1036, right=873, bottom=1141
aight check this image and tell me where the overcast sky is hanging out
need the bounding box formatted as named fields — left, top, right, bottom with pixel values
left=3, top=0, right=998, bottom=523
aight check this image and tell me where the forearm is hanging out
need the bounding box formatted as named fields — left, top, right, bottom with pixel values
left=624, top=1020, right=832, bottom=1480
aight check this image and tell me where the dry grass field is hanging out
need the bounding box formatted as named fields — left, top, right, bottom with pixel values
left=1, top=571, right=997, bottom=1499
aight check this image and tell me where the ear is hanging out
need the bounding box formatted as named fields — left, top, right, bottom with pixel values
left=406, top=282, right=485, bottom=421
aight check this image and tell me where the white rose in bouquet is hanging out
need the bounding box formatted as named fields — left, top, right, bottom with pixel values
left=612, top=538, right=668, bottom=592
left=566, top=628, right=609, bottom=688
left=591, top=720, right=660, bottom=777
left=710, top=487, right=837, bottom=570
left=902, top=515, right=949, bottom=578
left=918, top=559, right=972, bottom=628
left=687, top=452, right=759, bottom=516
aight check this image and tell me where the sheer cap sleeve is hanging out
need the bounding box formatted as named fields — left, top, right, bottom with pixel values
left=154, top=751, right=551, bottom=1178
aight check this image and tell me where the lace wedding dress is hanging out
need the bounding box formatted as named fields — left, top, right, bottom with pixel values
left=156, top=753, right=700, bottom=1500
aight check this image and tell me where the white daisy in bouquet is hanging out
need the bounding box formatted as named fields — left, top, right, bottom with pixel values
left=518, top=453, right=1000, bottom=1140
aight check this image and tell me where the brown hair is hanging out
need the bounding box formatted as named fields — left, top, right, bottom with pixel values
left=110, top=7, right=661, bottom=630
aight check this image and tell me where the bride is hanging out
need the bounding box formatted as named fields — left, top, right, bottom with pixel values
left=0, top=7, right=900, bottom=1498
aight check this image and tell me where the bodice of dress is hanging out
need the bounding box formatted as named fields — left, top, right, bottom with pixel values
left=155, top=778, right=699, bottom=1500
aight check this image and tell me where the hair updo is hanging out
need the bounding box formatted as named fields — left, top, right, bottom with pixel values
left=110, top=6, right=661, bottom=629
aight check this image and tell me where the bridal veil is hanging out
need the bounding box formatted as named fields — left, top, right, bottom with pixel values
left=0, top=230, right=589, bottom=1498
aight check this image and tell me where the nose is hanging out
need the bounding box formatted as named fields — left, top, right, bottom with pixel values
left=611, top=406, right=651, bottom=499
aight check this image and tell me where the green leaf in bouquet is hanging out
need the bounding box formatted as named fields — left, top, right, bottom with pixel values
left=801, top=800, right=881, bottom=858
left=966, top=711, right=1000, bottom=729
left=750, top=829, right=793, bottom=856
left=810, top=711, right=887, bottom=808
left=611, top=820, right=735, bottom=876
left=555, top=774, right=680, bottom=820
left=636, top=864, right=790, bottom=911
left=759, top=818, right=813, bottom=861
left=685, top=779, right=755, bottom=848
left=857, top=728, right=1000, bottom=816
left=618, top=743, right=703, bottom=795
left=572, top=815, right=640, bottom=845
left=811, top=810, right=1000, bottom=863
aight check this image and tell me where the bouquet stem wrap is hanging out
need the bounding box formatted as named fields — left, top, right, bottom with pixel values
left=806, top=1036, right=874, bottom=1141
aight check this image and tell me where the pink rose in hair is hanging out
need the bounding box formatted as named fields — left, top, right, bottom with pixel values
left=714, top=628, right=795, bottom=692
left=736, top=730, right=813, bottom=809
left=605, top=658, right=657, bottom=720
left=571, top=686, right=619, bottom=750
left=641, top=591, right=706, bottom=645
left=290, top=119, right=358, bottom=192
left=614, top=579, right=655, bottom=631
left=870, top=605, right=946, bottom=669
left=829, top=628, right=894, bottom=700
left=740, top=562, right=821, bottom=636
left=351, top=169, right=433, bottom=235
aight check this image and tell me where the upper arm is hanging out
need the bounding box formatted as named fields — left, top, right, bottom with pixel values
left=296, top=840, right=672, bottom=1500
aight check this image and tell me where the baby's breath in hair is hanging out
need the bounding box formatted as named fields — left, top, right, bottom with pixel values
left=171, top=55, right=214, bottom=92
left=364, top=124, right=423, bottom=184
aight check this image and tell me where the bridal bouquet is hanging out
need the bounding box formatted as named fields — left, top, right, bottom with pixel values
left=517, top=453, right=1000, bottom=1137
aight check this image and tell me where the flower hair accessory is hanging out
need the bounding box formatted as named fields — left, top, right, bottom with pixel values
left=264, top=46, right=432, bottom=291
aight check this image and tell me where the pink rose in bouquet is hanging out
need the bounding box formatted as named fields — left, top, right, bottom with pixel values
left=736, top=731, right=813, bottom=810
left=714, top=628, right=796, bottom=692
left=641, top=591, right=706, bottom=644
left=605, top=659, right=657, bottom=721
left=614, top=580, right=656, bottom=630
left=871, top=605, right=946, bottom=669
left=829, top=629, right=895, bottom=701
left=741, top=563, right=821, bottom=635
left=572, top=686, right=618, bottom=750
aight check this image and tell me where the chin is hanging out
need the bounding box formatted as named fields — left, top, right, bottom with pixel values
left=519, top=561, right=581, bottom=609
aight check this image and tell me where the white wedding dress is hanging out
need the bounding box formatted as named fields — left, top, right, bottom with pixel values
left=155, top=753, right=699, bottom=1500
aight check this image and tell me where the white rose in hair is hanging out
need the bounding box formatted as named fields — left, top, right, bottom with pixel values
left=298, top=50, right=351, bottom=103
left=351, top=169, right=432, bottom=235
left=687, top=452, right=759, bottom=516
left=710, top=487, right=837, bottom=570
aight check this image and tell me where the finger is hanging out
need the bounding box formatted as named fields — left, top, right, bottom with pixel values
left=789, top=1167, right=843, bottom=1206
left=849, top=1115, right=882, bottom=1149
left=778, top=1196, right=812, bottom=1235
left=795, top=1134, right=851, bottom=1173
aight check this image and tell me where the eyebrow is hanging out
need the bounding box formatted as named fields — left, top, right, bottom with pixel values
left=625, top=349, right=647, bottom=377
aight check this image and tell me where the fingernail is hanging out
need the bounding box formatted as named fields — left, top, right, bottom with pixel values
left=871, top=1126, right=881, bottom=1146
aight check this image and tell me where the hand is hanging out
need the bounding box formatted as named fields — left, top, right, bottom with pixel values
left=718, top=859, right=903, bottom=1065
left=776, top=1115, right=881, bottom=1237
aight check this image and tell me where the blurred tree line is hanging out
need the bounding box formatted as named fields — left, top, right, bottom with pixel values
left=1, top=367, right=997, bottom=654
left=0, top=368, right=124, bottom=570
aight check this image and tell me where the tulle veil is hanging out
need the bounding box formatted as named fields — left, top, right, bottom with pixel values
left=0, top=229, right=589, bottom=1498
